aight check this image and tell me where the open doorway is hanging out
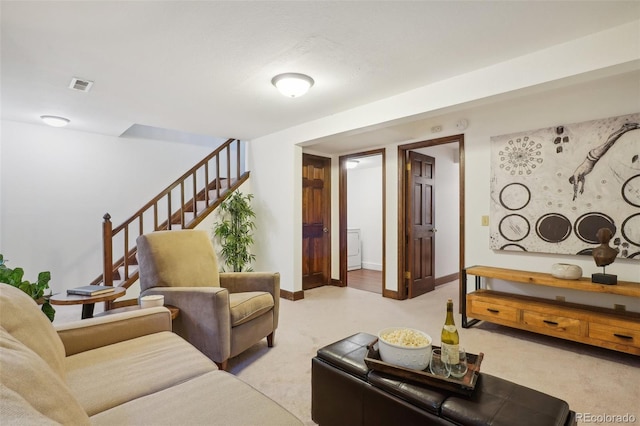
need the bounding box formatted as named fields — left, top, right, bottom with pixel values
left=339, top=149, right=385, bottom=294
left=398, top=135, right=465, bottom=301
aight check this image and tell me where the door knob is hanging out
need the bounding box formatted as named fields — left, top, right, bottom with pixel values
left=323, top=227, right=329, bottom=233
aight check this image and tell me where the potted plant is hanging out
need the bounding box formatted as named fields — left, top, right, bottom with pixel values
left=0, top=254, right=55, bottom=321
left=212, top=191, right=256, bottom=272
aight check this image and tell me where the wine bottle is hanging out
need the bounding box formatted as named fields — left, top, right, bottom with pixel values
left=440, top=298, right=460, bottom=367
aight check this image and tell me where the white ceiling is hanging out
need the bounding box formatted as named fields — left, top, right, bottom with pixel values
left=2, top=1, right=639, bottom=148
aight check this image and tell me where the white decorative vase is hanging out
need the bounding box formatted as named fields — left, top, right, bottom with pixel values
left=551, top=263, right=583, bottom=280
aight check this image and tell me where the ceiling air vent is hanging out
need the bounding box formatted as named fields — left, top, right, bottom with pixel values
left=68, top=77, right=93, bottom=92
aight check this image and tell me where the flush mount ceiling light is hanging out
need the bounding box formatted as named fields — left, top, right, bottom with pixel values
left=271, top=73, right=314, bottom=98
left=346, top=160, right=359, bottom=169
left=40, top=115, right=70, bottom=127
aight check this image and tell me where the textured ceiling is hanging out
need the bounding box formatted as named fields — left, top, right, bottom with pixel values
left=2, top=1, right=639, bottom=145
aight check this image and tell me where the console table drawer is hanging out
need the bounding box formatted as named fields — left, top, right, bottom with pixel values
left=522, top=311, right=583, bottom=336
left=468, top=299, right=518, bottom=323
left=589, top=323, right=640, bottom=349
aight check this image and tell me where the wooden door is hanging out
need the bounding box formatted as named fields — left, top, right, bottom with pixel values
left=302, top=154, right=331, bottom=290
left=406, top=151, right=435, bottom=297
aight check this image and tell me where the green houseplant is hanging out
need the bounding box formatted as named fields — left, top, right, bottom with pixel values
left=0, top=254, right=55, bottom=321
left=212, top=191, right=256, bottom=272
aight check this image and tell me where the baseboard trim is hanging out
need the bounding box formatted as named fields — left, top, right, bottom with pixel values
left=435, top=272, right=459, bottom=287
left=361, top=262, right=383, bottom=271
left=331, top=279, right=345, bottom=287
left=280, top=289, right=305, bottom=301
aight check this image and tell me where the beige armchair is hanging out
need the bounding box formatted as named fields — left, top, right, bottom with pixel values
left=136, top=230, right=279, bottom=370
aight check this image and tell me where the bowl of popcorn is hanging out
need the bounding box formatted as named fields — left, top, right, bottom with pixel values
left=378, top=327, right=432, bottom=371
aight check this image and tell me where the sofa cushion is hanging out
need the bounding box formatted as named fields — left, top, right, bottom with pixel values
left=90, top=370, right=302, bottom=426
left=137, top=230, right=220, bottom=290
left=229, top=291, right=274, bottom=327
left=65, top=331, right=217, bottom=416
left=0, top=284, right=66, bottom=379
left=0, top=385, right=60, bottom=426
left=0, top=327, right=90, bottom=425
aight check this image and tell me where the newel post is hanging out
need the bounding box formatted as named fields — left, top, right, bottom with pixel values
left=102, top=213, right=113, bottom=287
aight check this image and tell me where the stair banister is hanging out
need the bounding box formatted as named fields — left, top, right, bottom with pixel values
left=94, top=138, right=248, bottom=310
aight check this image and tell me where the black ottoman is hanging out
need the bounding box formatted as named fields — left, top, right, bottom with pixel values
left=312, top=333, right=576, bottom=426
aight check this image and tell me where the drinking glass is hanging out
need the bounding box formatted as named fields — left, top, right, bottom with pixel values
left=450, top=348, right=468, bottom=379
left=429, top=348, right=451, bottom=378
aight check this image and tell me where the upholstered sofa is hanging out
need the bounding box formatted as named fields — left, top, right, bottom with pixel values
left=0, top=284, right=302, bottom=425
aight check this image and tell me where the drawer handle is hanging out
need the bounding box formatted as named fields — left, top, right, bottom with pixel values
left=487, top=308, right=500, bottom=314
left=543, top=320, right=559, bottom=326
left=613, top=333, right=633, bottom=340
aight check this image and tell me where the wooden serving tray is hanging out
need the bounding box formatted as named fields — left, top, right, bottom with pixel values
left=365, top=339, right=484, bottom=396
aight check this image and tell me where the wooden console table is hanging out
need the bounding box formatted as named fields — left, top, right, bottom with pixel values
left=462, top=266, right=640, bottom=355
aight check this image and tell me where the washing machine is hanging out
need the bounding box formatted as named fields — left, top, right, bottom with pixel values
left=347, top=228, right=362, bottom=271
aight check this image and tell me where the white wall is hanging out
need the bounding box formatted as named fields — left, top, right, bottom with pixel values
left=248, top=21, right=640, bottom=296
left=461, top=71, right=640, bottom=279
left=383, top=70, right=640, bottom=289
left=0, top=120, right=215, bottom=293
left=347, top=158, right=383, bottom=270
left=249, top=139, right=302, bottom=293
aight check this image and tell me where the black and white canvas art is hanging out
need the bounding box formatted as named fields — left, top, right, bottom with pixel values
left=490, top=113, right=640, bottom=260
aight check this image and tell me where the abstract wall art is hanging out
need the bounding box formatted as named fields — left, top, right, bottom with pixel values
left=490, top=112, right=640, bottom=260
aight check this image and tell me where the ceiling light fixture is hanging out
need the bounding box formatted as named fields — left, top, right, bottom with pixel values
left=346, top=160, right=359, bottom=169
left=271, top=73, right=314, bottom=98
left=40, top=115, right=70, bottom=127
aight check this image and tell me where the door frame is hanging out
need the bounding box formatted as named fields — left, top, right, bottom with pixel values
left=339, top=149, right=386, bottom=293
left=397, top=134, right=465, bottom=302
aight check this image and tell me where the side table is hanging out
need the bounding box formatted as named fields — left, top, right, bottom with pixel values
left=50, top=287, right=126, bottom=319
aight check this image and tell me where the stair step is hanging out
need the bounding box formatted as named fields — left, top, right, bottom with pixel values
left=113, top=265, right=138, bottom=280
left=209, top=188, right=229, bottom=199
left=119, top=265, right=138, bottom=274
left=171, top=212, right=196, bottom=226
left=184, top=200, right=210, bottom=213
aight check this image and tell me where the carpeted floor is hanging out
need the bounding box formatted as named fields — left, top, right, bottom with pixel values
left=227, top=282, right=640, bottom=425
left=54, top=281, right=640, bottom=425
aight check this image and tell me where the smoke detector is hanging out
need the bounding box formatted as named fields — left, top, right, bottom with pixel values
left=455, top=119, right=469, bottom=130
left=69, top=77, right=94, bottom=92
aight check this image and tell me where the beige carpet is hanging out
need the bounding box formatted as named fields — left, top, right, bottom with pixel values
left=54, top=282, right=640, bottom=425
left=227, top=282, right=640, bottom=425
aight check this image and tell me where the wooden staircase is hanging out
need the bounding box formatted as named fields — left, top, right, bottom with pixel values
left=91, top=138, right=249, bottom=310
